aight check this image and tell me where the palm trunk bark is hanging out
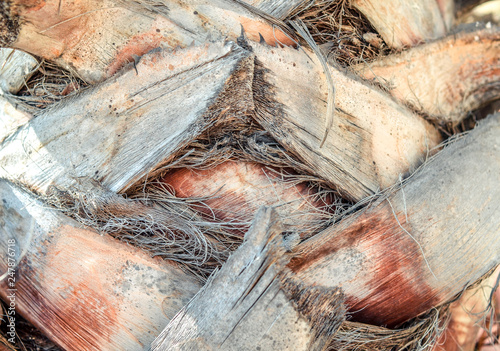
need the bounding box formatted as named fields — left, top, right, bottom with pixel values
left=0, top=0, right=499, bottom=350
left=152, top=207, right=346, bottom=351
left=289, top=113, right=500, bottom=327
left=0, top=41, right=253, bottom=194
left=350, top=0, right=450, bottom=48
left=354, top=27, right=500, bottom=124
left=433, top=266, right=500, bottom=351
left=152, top=112, right=500, bottom=350
left=0, top=39, right=441, bottom=202
left=0, top=0, right=294, bottom=83
left=0, top=179, right=201, bottom=351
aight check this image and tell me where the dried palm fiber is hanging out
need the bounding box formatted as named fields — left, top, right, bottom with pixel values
left=152, top=117, right=499, bottom=351
left=151, top=208, right=448, bottom=351
left=13, top=59, right=87, bottom=112
left=44, top=159, right=337, bottom=279
left=23, top=60, right=342, bottom=278
left=129, top=105, right=348, bottom=241
left=0, top=41, right=256, bottom=194
left=0, top=48, right=85, bottom=144
left=160, top=162, right=341, bottom=238
left=328, top=306, right=447, bottom=351
left=5, top=166, right=448, bottom=351
left=0, top=42, right=257, bottom=281
left=0, top=40, right=344, bottom=280
left=152, top=207, right=347, bottom=351
left=0, top=37, right=442, bottom=281
left=0, top=2, right=496, bottom=351
left=0, top=50, right=446, bottom=351
left=44, top=114, right=349, bottom=278
left=0, top=22, right=442, bottom=201
left=286, top=0, right=388, bottom=67
left=46, top=179, right=235, bottom=276
left=246, top=38, right=441, bottom=202
left=0, top=54, right=88, bottom=142
left=1, top=32, right=498, bottom=351
left=239, top=3, right=496, bottom=133
left=433, top=266, right=500, bottom=351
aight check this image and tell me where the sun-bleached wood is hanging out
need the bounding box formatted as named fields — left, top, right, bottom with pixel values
left=152, top=207, right=344, bottom=351
left=249, top=40, right=441, bottom=201
left=240, top=0, right=304, bottom=19
left=288, top=113, right=500, bottom=327
left=0, top=179, right=201, bottom=351
left=0, top=39, right=440, bottom=203
left=350, top=0, right=448, bottom=48
left=0, top=48, right=38, bottom=94
left=0, top=0, right=293, bottom=83
left=0, top=42, right=252, bottom=195
left=354, top=27, right=500, bottom=124
left=0, top=96, right=32, bottom=143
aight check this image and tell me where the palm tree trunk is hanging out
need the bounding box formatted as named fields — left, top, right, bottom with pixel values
left=1, top=0, right=499, bottom=350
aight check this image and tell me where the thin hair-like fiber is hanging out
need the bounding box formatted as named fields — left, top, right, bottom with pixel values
left=329, top=306, right=448, bottom=351
left=10, top=59, right=87, bottom=112
left=287, top=0, right=389, bottom=67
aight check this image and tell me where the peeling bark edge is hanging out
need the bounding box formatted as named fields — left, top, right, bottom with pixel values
left=354, top=26, right=500, bottom=124
left=289, top=112, right=500, bottom=327
left=0, top=179, right=202, bottom=351
left=152, top=207, right=346, bottom=351
left=281, top=276, right=345, bottom=341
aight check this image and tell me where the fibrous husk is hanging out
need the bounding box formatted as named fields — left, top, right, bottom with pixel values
left=13, top=59, right=87, bottom=112
left=287, top=0, right=388, bottom=67
left=329, top=307, right=446, bottom=351
left=434, top=266, right=500, bottom=351
left=161, top=161, right=341, bottom=239
left=45, top=156, right=346, bottom=279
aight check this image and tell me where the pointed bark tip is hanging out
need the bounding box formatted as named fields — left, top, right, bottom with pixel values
left=282, top=276, right=346, bottom=341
